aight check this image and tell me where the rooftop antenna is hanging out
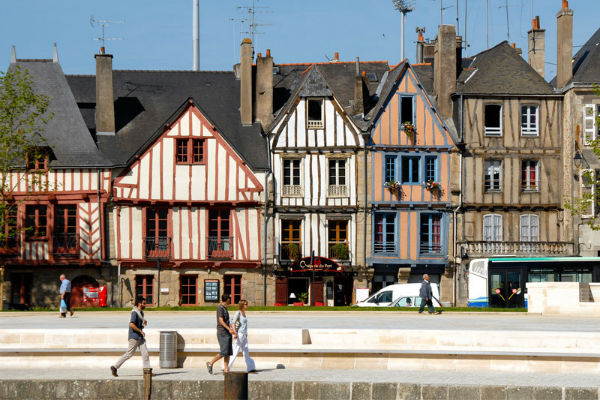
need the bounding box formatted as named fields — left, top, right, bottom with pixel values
left=236, top=0, right=272, bottom=50
left=486, top=0, right=489, bottom=49
left=193, top=0, right=199, bottom=71
left=90, top=16, right=123, bottom=52
left=392, top=0, right=415, bottom=61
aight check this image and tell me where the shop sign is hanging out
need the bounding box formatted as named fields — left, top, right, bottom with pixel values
left=290, top=256, right=343, bottom=273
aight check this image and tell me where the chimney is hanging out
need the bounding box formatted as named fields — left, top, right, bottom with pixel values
left=556, top=0, right=573, bottom=88
left=255, top=49, right=273, bottom=129
left=528, top=16, right=546, bottom=78
left=433, top=25, right=457, bottom=119
left=416, top=31, right=424, bottom=63
left=456, top=36, right=463, bottom=77
left=353, top=57, right=364, bottom=115
left=95, top=47, right=115, bottom=135
left=423, top=40, right=435, bottom=63
left=512, top=42, right=523, bottom=56
left=240, top=38, right=253, bottom=126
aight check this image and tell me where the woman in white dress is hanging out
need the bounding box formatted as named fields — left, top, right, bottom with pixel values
left=228, top=299, right=256, bottom=372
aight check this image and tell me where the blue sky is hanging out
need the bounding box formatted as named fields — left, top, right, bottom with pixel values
left=1, top=0, right=598, bottom=81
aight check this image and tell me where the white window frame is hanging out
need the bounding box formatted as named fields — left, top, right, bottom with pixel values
left=282, top=158, right=303, bottom=197
left=521, top=160, right=540, bottom=191
left=483, top=214, right=502, bottom=241
left=328, top=158, right=348, bottom=197
left=484, top=104, right=502, bottom=137
left=520, top=214, right=539, bottom=242
left=484, top=160, right=502, bottom=192
left=306, top=98, right=324, bottom=129
left=581, top=169, right=596, bottom=219
left=583, top=104, right=598, bottom=145
left=521, top=105, right=539, bottom=136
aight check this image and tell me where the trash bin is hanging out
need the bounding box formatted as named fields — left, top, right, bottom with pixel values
left=159, top=331, right=178, bottom=368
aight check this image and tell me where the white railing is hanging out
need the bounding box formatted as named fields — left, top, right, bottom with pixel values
left=484, top=126, right=502, bottom=136
left=307, top=120, right=324, bottom=129
left=282, top=185, right=303, bottom=196
left=328, top=185, right=348, bottom=197
left=459, top=241, right=574, bottom=257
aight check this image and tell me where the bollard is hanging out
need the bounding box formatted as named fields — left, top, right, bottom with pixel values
left=143, top=368, right=153, bottom=400
left=224, top=372, right=248, bottom=400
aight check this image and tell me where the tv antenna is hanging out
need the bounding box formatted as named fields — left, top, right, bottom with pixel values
left=90, top=16, right=123, bottom=50
left=236, top=0, right=272, bottom=47
left=392, top=0, right=415, bottom=61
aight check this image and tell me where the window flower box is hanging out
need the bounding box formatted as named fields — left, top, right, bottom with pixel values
left=384, top=181, right=401, bottom=192
left=402, top=121, right=416, bottom=137
left=424, top=180, right=441, bottom=192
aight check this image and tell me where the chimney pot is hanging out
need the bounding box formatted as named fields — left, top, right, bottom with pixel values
left=257, top=52, right=262, bottom=58
left=334, top=52, right=339, bottom=61
left=100, top=46, right=105, bottom=55
left=361, top=70, right=366, bottom=77
left=563, top=0, right=568, bottom=9
left=266, top=49, right=271, bottom=57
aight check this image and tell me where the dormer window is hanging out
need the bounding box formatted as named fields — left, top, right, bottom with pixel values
left=306, top=99, right=324, bottom=129
left=26, top=147, right=50, bottom=171
left=484, top=104, right=502, bottom=136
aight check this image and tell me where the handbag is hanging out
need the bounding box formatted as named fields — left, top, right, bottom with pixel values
left=233, top=311, right=241, bottom=331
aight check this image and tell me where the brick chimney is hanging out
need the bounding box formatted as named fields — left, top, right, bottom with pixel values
left=95, top=47, right=115, bottom=135
left=556, top=0, right=573, bottom=88
left=255, top=49, right=273, bottom=129
left=433, top=25, right=457, bottom=119
left=528, top=16, right=546, bottom=78
left=240, top=38, right=253, bottom=126
left=353, top=57, right=364, bottom=115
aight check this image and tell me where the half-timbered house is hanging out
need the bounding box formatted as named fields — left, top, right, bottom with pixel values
left=66, top=49, right=268, bottom=307
left=1, top=51, right=113, bottom=309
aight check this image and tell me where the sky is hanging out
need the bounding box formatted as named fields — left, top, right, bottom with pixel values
left=1, top=0, right=598, bottom=81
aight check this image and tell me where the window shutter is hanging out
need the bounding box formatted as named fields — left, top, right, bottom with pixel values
left=494, top=215, right=502, bottom=241
left=520, top=215, right=529, bottom=241
left=583, top=105, right=596, bottom=145
left=581, top=169, right=596, bottom=219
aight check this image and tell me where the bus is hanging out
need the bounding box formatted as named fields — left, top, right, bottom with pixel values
left=468, top=257, right=600, bottom=308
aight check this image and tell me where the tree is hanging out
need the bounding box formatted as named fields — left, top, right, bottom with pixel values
left=0, top=66, right=52, bottom=306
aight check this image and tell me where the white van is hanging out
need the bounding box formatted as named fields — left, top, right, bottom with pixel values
left=355, top=283, right=441, bottom=307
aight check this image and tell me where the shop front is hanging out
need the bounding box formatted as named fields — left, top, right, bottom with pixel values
left=274, top=255, right=354, bottom=306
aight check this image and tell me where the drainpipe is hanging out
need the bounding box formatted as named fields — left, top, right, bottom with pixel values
left=363, top=133, right=368, bottom=286
left=263, top=137, right=272, bottom=306
left=453, top=94, right=464, bottom=306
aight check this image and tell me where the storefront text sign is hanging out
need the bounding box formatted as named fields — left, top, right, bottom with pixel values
left=290, top=256, right=343, bottom=273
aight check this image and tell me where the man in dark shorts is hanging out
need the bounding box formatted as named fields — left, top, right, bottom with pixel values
left=207, top=293, right=237, bottom=374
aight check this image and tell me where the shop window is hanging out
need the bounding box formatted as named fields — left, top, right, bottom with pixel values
left=180, top=275, right=198, bottom=305
left=135, top=275, right=154, bottom=305
left=204, top=279, right=220, bottom=302
left=176, top=138, right=205, bottom=164
left=484, top=160, right=502, bottom=192
left=306, top=99, right=324, bottom=129
left=25, top=205, right=47, bottom=239
left=420, top=214, right=442, bottom=254
left=401, top=156, right=420, bottom=184
left=281, top=220, right=302, bottom=261
left=374, top=213, right=396, bottom=254
left=521, top=160, right=539, bottom=191
left=208, top=209, right=231, bottom=258
left=328, top=159, right=347, bottom=197
left=328, top=220, right=349, bottom=260
left=224, top=274, right=242, bottom=304
left=483, top=214, right=502, bottom=241
left=53, top=205, right=77, bottom=255
left=400, top=96, right=414, bottom=125
left=521, top=105, right=539, bottom=136
left=282, top=159, right=302, bottom=196
left=484, top=104, right=502, bottom=136
left=520, top=214, right=539, bottom=242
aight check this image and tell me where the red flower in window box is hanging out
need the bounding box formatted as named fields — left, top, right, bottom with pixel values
left=424, top=180, right=441, bottom=192
left=402, top=121, right=416, bottom=137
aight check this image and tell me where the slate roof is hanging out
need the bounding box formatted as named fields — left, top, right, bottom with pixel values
left=9, top=60, right=111, bottom=168
left=66, top=70, right=268, bottom=171
left=568, top=27, right=600, bottom=85
left=456, top=41, right=555, bottom=95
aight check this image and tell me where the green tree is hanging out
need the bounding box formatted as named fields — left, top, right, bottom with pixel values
left=0, top=66, right=52, bottom=305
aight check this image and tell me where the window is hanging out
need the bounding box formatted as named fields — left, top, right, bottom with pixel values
left=26, top=147, right=50, bottom=171
left=281, top=220, right=301, bottom=260
left=204, top=280, right=220, bottom=302
left=400, top=96, right=414, bottom=125
left=583, top=104, right=599, bottom=145
left=401, top=156, right=420, bottom=184
left=175, top=138, right=205, bottom=164
left=209, top=209, right=231, bottom=258
left=521, top=160, right=539, bottom=191
left=483, top=214, right=502, bottom=241
left=520, top=214, right=539, bottom=242
left=135, top=275, right=154, bottom=305
left=1, top=204, right=17, bottom=249
left=282, top=159, right=302, bottom=196
left=328, top=220, right=348, bottom=259
left=307, top=99, right=324, bottom=129
left=484, top=104, right=502, bottom=136
left=420, top=214, right=442, bottom=254
left=224, top=274, right=242, bottom=304
left=425, top=156, right=437, bottom=183
left=581, top=169, right=597, bottom=218
left=180, top=275, right=198, bottom=305
left=25, top=205, right=47, bottom=239
left=484, top=160, right=502, bottom=191
left=328, top=159, right=347, bottom=197
left=374, top=213, right=396, bottom=254
left=54, top=205, right=77, bottom=254
left=146, top=208, right=169, bottom=258
left=384, top=156, right=397, bottom=184
left=521, top=105, right=539, bottom=136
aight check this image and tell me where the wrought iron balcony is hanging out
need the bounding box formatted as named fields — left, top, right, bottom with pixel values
left=145, top=236, right=172, bottom=260
left=328, top=242, right=350, bottom=260
left=458, top=241, right=575, bottom=258
left=279, top=242, right=302, bottom=262
left=419, top=242, right=442, bottom=255
left=373, top=241, right=397, bottom=255
left=208, top=236, right=233, bottom=259
left=53, top=233, right=79, bottom=257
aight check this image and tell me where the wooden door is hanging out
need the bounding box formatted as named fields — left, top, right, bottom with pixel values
left=312, top=279, right=324, bottom=305
left=275, top=276, right=288, bottom=305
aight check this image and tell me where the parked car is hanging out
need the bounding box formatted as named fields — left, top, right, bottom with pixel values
left=354, top=283, right=441, bottom=307
left=390, top=295, right=442, bottom=308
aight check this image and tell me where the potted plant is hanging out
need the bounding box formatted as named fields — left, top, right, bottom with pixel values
left=286, top=243, right=299, bottom=260
left=298, top=292, right=309, bottom=304
left=384, top=180, right=401, bottom=192
left=330, top=243, right=349, bottom=260
left=424, top=180, right=441, bottom=193
left=402, top=121, right=416, bottom=137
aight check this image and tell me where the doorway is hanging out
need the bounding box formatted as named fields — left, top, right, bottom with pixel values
left=10, top=273, right=32, bottom=309
left=287, top=277, right=309, bottom=304
left=489, top=269, right=523, bottom=308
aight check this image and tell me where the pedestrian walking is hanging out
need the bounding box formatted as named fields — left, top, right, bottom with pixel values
left=59, top=274, right=72, bottom=317
left=228, top=299, right=256, bottom=372
left=110, top=297, right=151, bottom=377
left=206, top=294, right=236, bottom=374
left=418, top=274, right=440, bottom=314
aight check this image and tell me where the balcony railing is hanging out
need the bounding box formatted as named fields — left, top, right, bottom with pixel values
left=373, top=241, right=397, bottom=255
left=208, top=236, right=233, bottom=259
left=329, top=242, right=350, bottom=260
left=53, top=233, right=79, bottom=257
left=419, top=242, right=442, bottom=255
left=328, top=185, right=348, bottom=197
left=459, top=241, right=575, bottom=258
left=307, top=120, right=324, bottom=129
left=0, top=236, right=18, bottom=258
left=280, top=242, right=302, bottom=262
left=282, top=185, right=303, bottom=196
left=145, top=236, right=171, bottom=260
